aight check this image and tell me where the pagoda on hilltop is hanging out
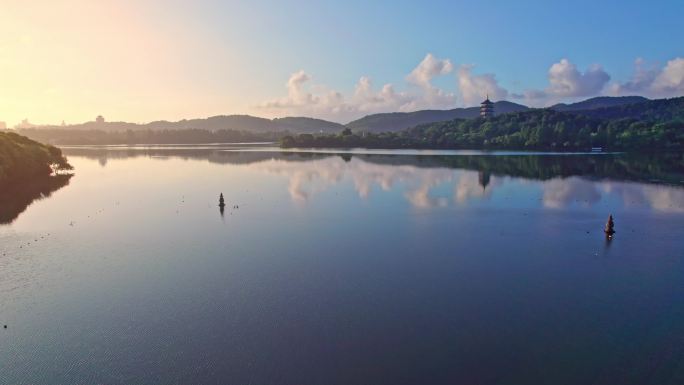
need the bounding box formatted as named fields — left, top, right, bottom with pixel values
left=480, top=95, right=494, bottom=118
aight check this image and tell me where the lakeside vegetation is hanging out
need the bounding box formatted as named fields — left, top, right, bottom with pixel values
left=0, top=131, right=72, bottom=183
left=281, top=97, right=684, bottom=151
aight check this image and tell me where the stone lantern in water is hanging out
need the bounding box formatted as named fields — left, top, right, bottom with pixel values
left=604, top=215, right=615, bottom=238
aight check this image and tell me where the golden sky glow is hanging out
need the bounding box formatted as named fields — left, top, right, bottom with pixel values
left=0, top=1, right=249, bottom=126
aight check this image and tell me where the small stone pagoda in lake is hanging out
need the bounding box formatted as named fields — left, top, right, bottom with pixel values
left=480, top=95, right=494, bottom=118
left=218, top=193, right=226, bottom=217
left=604, top=214, right=615, bottom=238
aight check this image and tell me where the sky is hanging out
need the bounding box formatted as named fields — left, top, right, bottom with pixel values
left=0, top=0, right=683, bottom=126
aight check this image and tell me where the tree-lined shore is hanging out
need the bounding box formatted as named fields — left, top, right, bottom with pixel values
left=281, top=97, right=684, bottom=151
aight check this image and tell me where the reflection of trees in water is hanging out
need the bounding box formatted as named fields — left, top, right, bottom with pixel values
left=62, top=148, right=684, bottom=186
left=254, top=157, right=684, bottom=211
left=61, top=148, right=684, bottom=209
left=358, top=152, right=684, bottom=186
left=0, top=175, right=73, bottom=224
left=62, top=147, right=332, bottom=166
left=249, top=157, right=500, bottom=207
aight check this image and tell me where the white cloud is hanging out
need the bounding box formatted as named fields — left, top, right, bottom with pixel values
left=405, top=53, right=456, bottom=109
left=259, top=71, right=356, bottom=119
left=611, top=57, right=684, bottom=98
left=285, top=70, right=312, bottom=104
left=547, top=59, right=610, bottom=97
left=516, top=58, right=611, bottom=106
left=261, top=70, right=319, bottom=109
left=257, top=53, right=457, bottom=122
left=258, top=55, right=684, bottom=121
left=352, top=76, right=414, bottom=112
left=652, top=58, right=684, bottom=95
left=608, top=58, right=657, bottom=95
left=406, top=53, right=453, bottom=87
left=457, top=64, right=509, bottom=106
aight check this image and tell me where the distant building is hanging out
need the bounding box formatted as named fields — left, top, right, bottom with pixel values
left=95, top=115, right=105, bottom=124
left=0, top=121, right=6, bottom=129
left=15, top=119, right=36, bottom=129
left=480, top=95, right=494, bottom=118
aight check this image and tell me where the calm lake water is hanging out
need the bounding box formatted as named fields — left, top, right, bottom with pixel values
left=1, top=147, right=683, bottom=384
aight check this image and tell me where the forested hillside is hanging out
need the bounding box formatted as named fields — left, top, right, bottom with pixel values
left=281, top=97, right=684, bottom=150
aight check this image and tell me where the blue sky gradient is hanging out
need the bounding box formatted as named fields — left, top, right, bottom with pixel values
left=1, top=0, right=683, bottom=124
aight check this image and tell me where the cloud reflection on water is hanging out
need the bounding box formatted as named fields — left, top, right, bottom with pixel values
left=602, top=181, right=684, bottom=213
left=542, top=177, right=603, bottom=209
left=539, top=177, right=684, bottom=212
left=250, top=156, right=684, bottom=213
left=253, top=157, right=505, bottom=208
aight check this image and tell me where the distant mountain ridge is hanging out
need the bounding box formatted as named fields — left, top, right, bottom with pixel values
left=550, top=96, right=649, bottom=112
left=346, top=101, right=530, bottom=133
left=560, top=95, right=684, bottom=121
left=51, top=115, right=347, bottom=134
left=13, top=95, right=681, bottom=147
left=33, top=95, right=654, bottom=135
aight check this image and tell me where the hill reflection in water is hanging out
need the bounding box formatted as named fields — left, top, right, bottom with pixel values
left=61, top=147, right=684, bottom=212
left=0, top=175, right=73, bottom=225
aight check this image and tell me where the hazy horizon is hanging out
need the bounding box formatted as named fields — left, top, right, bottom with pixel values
left=1, top=0, right=683, bottom=126
left=0, top=94, right=666, bottom=130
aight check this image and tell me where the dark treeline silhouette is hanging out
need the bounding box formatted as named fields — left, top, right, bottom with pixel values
left=0, top=174, right=72, bottom=224
left=12, top=128, right=282, bottom=146
left=0, top=131, right=72, bottom=183
left=282, top=97, right=684, bottom=151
